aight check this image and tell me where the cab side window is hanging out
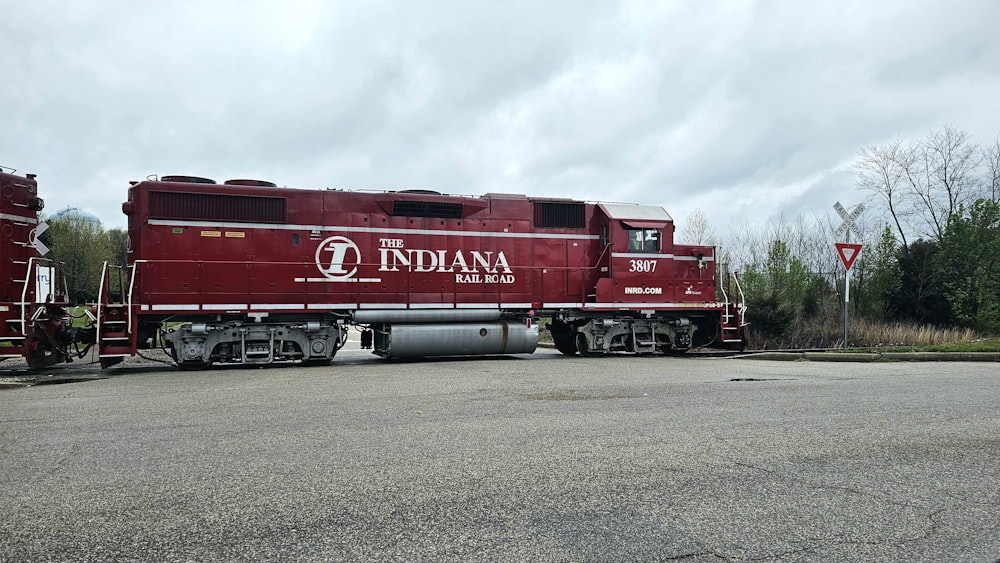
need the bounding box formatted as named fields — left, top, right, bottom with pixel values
left=627, top=228, right=660, bottom=253
left=644, top=229, right=661, bottom=252
left=628, top=229, right=642, bottom=252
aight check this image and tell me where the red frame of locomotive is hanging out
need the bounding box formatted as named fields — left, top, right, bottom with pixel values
left=1, top=170, right=747, bottom=369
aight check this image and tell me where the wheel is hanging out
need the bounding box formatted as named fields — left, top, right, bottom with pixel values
left=552, top=333, right=578, bottom=356
left=576, top=333, right=601, bottom=357
left=546, top=320, right=578, bottom=356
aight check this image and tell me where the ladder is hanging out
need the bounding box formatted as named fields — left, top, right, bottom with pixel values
left=720, top=271, right=748, bottom=346
left=97, top=262, right=134, bottom=367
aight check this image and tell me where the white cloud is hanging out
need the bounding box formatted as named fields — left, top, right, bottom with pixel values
left=1, top=0, right=998, bottom=237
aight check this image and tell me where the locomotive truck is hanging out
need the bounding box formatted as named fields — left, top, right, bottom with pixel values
left=2, top=169, right=747, bottom=370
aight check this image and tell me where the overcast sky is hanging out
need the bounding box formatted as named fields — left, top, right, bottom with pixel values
left=4, top=0, right=999, bottom=235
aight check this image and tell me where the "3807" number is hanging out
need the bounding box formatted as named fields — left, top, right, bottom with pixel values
left=628, top=259, right=657, bottom=273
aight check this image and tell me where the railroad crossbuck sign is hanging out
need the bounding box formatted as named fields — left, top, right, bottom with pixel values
left=834, top=201, right=864, bottom=241
left=835, top=242, right=863, bottom=271
left=833, top=201, right=864, bottom=270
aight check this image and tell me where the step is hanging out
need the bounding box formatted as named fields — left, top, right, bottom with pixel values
left=101, top=332, right=130, bottom=340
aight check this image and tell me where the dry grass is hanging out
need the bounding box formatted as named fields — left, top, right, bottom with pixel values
left=852, top=318, right=978, bottom=348
left=747, top=314, right=980, bottom=350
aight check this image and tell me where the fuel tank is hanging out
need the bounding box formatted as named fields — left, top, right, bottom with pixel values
left=374, top=322, right=538, bottom=358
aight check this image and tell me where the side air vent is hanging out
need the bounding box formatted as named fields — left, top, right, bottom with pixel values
left=392, top=200, right=464, bottom=219
left=149, top=191, right=286, bottom=223
left=534, top=202, right=586, bottom=228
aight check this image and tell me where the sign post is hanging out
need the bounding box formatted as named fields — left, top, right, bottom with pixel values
left=834, top=202, right=864, bottom=350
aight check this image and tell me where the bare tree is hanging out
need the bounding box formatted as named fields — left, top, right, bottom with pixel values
left=724, top=218, right=763, bottom=272
left=983, top=136, right=1000, bottom=203
left=855, top=125, right=983, bottom=244
left=852, top=137, right=911, bottom=247
left=807, top=208, right=846, bottom=277
left=678, top=208, right=717, bottom=246
left=723, top=212, right=837, bottom=276
left=903, top=124, right=982, bottom=240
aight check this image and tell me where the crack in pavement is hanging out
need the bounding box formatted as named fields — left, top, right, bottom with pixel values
left=724, top=461, right=950, bottom=559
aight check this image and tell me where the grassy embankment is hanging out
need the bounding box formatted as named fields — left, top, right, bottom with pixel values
left=748, top=315, right=1000, bottom=352
left=537, top=315, right=1000, bottom=353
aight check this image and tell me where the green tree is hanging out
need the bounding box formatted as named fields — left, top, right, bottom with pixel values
left=938, top=199, right=1000, bottom=333
left=38, top=214, right=116, bottom=302
left=886, top=239, right=950, bottom=325
left=858, top=225, right=901, bottom=318
left=741, top=240, right=818, bottom=337
left=107, top=228, right=129, bottom=267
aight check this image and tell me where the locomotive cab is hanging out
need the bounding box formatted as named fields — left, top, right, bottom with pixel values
left=590, top=203, right=675, bottom=304
left=547, top=202, right=734, bottom=356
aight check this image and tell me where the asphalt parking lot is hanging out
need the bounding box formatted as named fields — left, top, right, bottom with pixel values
left=2, top=350, right=998, bottom=562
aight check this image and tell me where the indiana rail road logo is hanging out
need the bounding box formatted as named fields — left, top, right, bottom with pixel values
left=315, top=236, right=361, bottom=281
left=311, top=235, right=517, bottom=285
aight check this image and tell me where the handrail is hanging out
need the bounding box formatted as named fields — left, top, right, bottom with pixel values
left=592, top=243, right=612, bottom=269
left=18, top=257, right=34, bottom=335
left=719, top=272, right=731, bottom=323
left=731, top=272, right=748, bottom=325
left=15, top=257, right=70, bottom=337
left=96, top=261, right=109, bottom=347
left=127, top=261, right=142, bottom=335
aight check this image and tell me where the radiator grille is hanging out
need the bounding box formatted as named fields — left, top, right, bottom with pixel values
left=534, top=202, right=586, bottom=228
left=149, top=191, right=286, bottom=223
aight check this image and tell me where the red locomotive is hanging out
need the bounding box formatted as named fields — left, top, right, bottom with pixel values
left=92, top=175, right=746, bottom=368
left=0, top=167, right=80, bottom=369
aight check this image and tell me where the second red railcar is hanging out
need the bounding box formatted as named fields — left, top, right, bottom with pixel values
left=0, top=167, right=77, bottom=369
